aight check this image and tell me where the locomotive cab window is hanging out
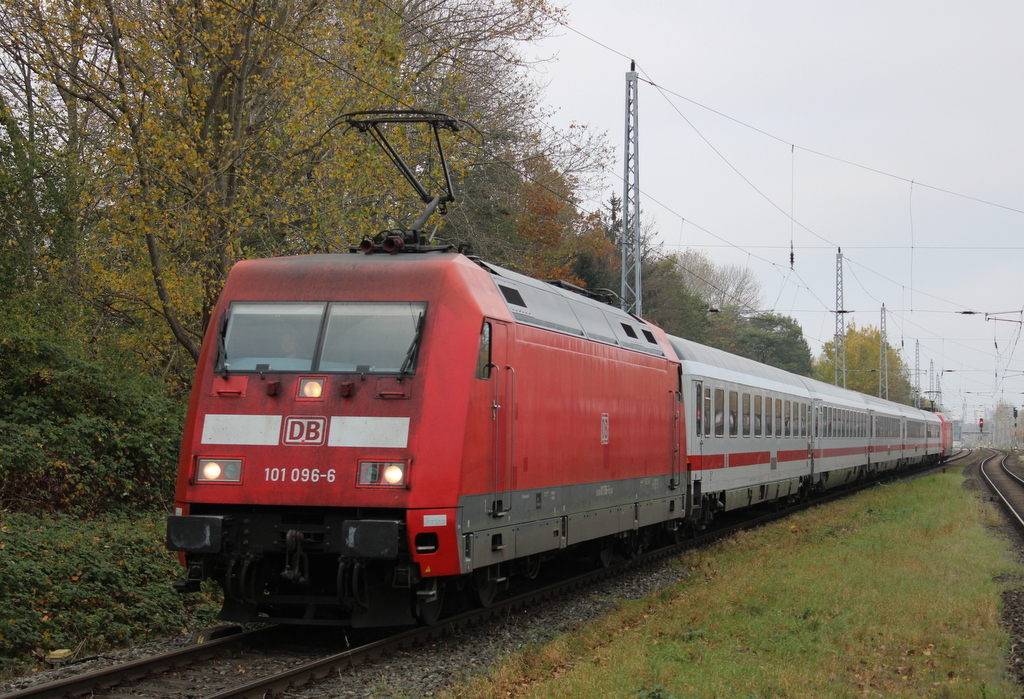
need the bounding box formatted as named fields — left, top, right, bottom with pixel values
left=220, top=301, right=427, bottom=374
left=320, top=302, right=426, bottom=373
left=475, top=322, right=492, bottom=379
left=220, top=302, right=325, bottom=372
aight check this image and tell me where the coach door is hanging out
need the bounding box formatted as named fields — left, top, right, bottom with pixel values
left=487, top=320, right=513, bottom=518
left=688, top=379, right=706, bottom=517
left=809, top=400, right=820, bottom=482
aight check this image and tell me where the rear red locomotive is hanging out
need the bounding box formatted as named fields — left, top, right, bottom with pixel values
left=166, top=252, right=684, bottom=626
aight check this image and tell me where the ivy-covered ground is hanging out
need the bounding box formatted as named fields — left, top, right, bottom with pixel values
left=0, top=512, right=220, bottom=677
left=0, top=335, right=220, bottom=677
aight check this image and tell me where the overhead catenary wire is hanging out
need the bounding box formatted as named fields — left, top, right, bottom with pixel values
left=208, top=0, right=1024, bottom=402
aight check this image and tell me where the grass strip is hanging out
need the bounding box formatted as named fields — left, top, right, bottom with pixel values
left=443, top=468, right=1022, bottom=699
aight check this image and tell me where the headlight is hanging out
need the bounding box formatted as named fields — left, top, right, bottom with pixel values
left=358, top=461, right=407, bottom=487
left=298, top=378, right=324, bottom=398
left=196, top=459, right=243, bottom=483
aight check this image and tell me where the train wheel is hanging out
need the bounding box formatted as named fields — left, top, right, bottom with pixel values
left=524, top=555, right=542, bottom=580
left=596, top=543, right=614, bottom=568
left=416, top=579, right=445, bottom=626
left=474, top=566, right=499, bottom=608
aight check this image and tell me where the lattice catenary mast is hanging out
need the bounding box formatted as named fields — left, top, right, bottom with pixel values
left=621, top=62, right=642, bottom=316
left=834, top=248, right=846, bottom=388
left=879, top=304, right=889, bottom=399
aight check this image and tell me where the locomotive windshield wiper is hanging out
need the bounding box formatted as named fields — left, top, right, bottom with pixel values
left=399, top=311, right=426, bottom=380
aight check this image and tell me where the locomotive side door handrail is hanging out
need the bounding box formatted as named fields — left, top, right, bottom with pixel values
left=505, top=365, right=516, bottom=512
left=487, top=320, right=512, bottom=518
left=669, top=387, right=680, bottom=490
left=488, top=364, right=515, bottom=519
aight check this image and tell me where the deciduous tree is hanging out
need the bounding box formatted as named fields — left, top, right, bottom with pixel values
left=675, top=249, right=763, bottom=311
left=813, top=323, right=914, bottom=404
left=0, top=0, right=596, bottom=384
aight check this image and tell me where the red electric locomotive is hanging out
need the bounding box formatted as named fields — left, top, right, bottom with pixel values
left=166, top=251, right=685, bottom=626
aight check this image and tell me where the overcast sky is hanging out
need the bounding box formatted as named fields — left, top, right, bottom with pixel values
left=530, top=0, right=1024, bottom=418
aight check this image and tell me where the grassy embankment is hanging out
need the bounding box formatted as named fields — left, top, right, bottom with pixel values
left=442, top=467, right=1022, bottom=699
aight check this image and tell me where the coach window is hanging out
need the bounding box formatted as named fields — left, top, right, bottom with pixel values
left=754, top=395, right=763, bottom=437
left=714, top=388, right=725, bottom=436
left=784, top=401, right=791, bottom=437
left=775, top=398, right=783, bottom=437
left=475, top=322, right=492, bottom=379
left=694, top=381, right=703, bottom=434
left=704, top=386, right=712, bottom=437
left=729, top=391, right=738, bottom=436
left=801, top=404, right=808, bottom=437
left=742, top=393, right=751, bottom=437
left=764, top=397, right=773, bottom=438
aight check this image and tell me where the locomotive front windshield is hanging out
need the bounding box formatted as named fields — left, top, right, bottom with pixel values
left=220, top=301, right=426, bottom=373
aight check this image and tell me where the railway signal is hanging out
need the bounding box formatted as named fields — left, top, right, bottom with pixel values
left=979, top=417, right=984, bottom=433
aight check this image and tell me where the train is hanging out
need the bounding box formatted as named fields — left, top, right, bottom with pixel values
left=165, top=249, right=954, bottom=627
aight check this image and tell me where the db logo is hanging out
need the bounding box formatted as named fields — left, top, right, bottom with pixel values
left=282, top=416, right=328, bottom=446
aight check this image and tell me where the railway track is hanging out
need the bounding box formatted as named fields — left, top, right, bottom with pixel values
left=979, top=448, right=1024, bottom=530
left=2, top=456, right=964, bottom=699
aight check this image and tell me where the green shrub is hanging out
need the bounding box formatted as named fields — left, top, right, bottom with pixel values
left=0, top=335, right=184, bottom=515
left=0, top=512, right=220, bottom=677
